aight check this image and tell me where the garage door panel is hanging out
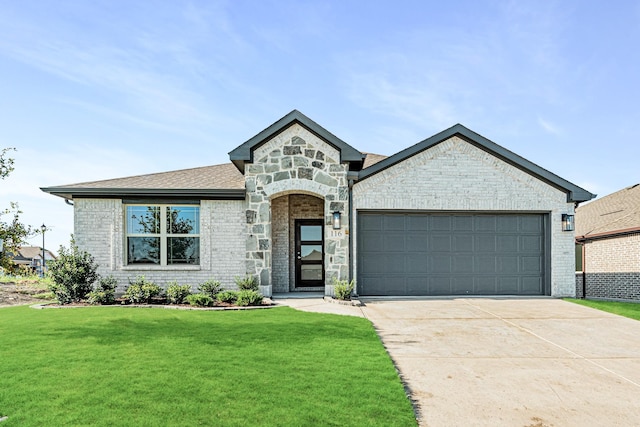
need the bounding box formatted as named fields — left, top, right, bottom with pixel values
left=431, top=216, right=452, bottom=231
left=475, top=277, right=497, bottom=293
left=521, top=256, right=542, bottom=273
left=522, top=277, right=543, bottom=294
left=429, top=277, right=452, bottom=295
left=431, top=235, right=452, bottom=251
left=358, top=213, right=546, bottom=296
left=454, top=235, right=473, bottom=252
left=383, top=234, right=405, bottom=252
left=407, top=234, right=429, bottom=251
left=453, top=255, right=473, bottom=273
left=384, top=215, right=406, bottom=231
left=521, top=235, right=542, bottom=252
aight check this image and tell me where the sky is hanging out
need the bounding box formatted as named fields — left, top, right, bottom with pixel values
left=1, top=0, right=639, bottom=254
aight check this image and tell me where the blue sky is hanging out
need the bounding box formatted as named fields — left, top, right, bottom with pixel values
left=1, top=0, right=639, bottom=253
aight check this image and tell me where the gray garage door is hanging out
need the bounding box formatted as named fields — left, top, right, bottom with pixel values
left=357, top=212, right=547, bottom=296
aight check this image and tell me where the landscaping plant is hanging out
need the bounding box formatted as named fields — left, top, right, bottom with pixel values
left=234, top=274, right=258, bottom=291
left=216, top=290, right=239, bottom=304
left=123, top=276, right=162, bottom=304
left=166, top=282, right=192, bottom=304
left=198, top=279, right=223, bottom=299
left=47, top=238, right=99, bottom=304
left=236, top=290, right=264, bottom=306
left=332, top=277, right=355, bottom=300
left=186, top=293, right=213, bottom=307
left=86, top=276, right=118, bottom=305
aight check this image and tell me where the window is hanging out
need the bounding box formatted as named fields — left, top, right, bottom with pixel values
left=126, top=205, right=200, bottom=265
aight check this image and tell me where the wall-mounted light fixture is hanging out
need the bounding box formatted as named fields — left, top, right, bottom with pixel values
left=561, top=214, right=575, bottom=232
left=332, top=211, right=341, bottom=230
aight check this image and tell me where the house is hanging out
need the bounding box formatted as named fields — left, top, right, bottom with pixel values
left=9, top=246, right=56, bottom=276
left=42, top=110, right=595, bottom=297
left=575, top=184, right=640, bottom=301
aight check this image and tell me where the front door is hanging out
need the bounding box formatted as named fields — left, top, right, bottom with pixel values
left=295, top=219, right=324, bottom=288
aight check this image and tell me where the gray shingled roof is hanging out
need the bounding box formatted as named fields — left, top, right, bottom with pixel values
left=41, top=163, right=245, bottom=200
left=576, top=183, right=640, bottom=239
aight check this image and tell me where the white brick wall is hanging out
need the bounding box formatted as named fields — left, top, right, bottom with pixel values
left=74, top=198, right=246, bottom=293
left=352, top=136, right=576, bottom=297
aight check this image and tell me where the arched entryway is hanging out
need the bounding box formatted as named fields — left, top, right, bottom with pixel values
left=272, top=193, right=324, bottom=292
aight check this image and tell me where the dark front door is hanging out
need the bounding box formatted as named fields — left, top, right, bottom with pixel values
left=295, top=219, right=324, bottom=288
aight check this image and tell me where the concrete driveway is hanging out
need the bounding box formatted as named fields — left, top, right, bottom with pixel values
left=361, top=298, right=640, bottom=427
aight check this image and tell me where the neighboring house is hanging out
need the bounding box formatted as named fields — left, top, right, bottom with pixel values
left=10, top=246, right=56, bottom=275
left=42, top=110, right=594, bottom=297
left=575, top=184, right=640, bottom=301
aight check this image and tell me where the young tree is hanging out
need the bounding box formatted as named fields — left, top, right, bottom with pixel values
left=0, top=148, right=35, bottom=273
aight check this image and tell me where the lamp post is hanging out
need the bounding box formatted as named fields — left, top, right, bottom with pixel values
left=41, top=224, right=46, bottom=277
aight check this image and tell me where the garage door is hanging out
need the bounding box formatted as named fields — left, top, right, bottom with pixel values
left=357, top=212, right=547, bottom=296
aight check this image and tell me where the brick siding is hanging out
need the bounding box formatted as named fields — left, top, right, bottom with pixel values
left=74, top=198, right=245, bottom=293
left=578, top=233, right=640, bottom=301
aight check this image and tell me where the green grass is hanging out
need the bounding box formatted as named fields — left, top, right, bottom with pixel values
left=565, top=298, right=640, bottom=321
left=0, top=306, right=416, bottom=426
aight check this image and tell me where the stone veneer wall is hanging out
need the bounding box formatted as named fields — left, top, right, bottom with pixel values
left=243, top=123, right=350, bottom=295
left=579, top=234, right=640, bottom=301
left=73, top=198, right=246, bottom=293
left=352, top=135, right=577, bottom=297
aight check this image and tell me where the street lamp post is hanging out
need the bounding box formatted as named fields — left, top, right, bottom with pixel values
left=41, top=224, right=46, bottom=277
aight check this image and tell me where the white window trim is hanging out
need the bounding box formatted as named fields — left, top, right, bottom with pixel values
left=125, top=204, right=200, bottom=267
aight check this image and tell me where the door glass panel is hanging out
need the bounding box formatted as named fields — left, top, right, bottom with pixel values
left=300, top=225, right=322, bottom=241
left=301, top=245, right=322, bottom=261
left=301, top=265, right=322, bottom=280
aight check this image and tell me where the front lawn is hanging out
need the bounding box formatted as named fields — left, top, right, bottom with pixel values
left=0, top=306, right=416, bottom=426
left=565, top=298, right=640, bottom=321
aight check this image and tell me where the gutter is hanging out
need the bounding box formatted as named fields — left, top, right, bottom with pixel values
left=576, top=226, right=640, bottom=243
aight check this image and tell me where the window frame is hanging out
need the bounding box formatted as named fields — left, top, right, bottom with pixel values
left=125, top=203, right=201, bottom=267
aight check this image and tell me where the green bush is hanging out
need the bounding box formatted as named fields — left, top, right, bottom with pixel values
left=199, top=279, right=223, bottom=299
left=86, top=276, right=118, bottom=305
left=236, top=290, right=263, bottom=307
left=216, top=290, right=239, bottom=304
left=166, top=282, right=192, bottom=304
left=48, top=238, right=99, bottom=304
left=332, top=277, right=355, bottom=301
left=234, top=275, right=258, bottom=291
left=186, top=293, right=213, bottom=307
left=123, top=276, right=162, bottom=304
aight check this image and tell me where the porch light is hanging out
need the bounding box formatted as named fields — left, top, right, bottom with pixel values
left=561, top=214, right=575, bottom=232
left=332, top=211, right=341, bottom=230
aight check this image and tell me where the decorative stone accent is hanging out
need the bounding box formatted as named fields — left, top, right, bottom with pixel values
left=243, top=124, right=350, bottom=295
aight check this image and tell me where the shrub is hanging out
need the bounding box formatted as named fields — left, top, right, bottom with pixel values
left=216, top=290, right=239, bottom=304
left=186, top=293, right=213, bottom=307
left=199, top=279, right=222, bottom=299
left=166, top=282, right=192, bottom=304
left=123, top=276, right=162, bottom=304
left=48, top=238, right=99, bottom=304
left=86, top=276, right=118, bottom=305
left=332, top=277, right=355, bottom=301
left=234, top=275, right=258, bottom=291
left=236, top=290, right=263, bottom=306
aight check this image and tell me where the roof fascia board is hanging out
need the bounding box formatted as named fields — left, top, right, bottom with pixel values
left=229, top=110, right=364, bottom=173
left=40, top=187, right=246, bottom=200
left=576, top=226, right=640, bottom=242
left=358, top=124, right=596, bottom=203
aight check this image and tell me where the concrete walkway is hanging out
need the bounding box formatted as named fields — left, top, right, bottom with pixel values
left=275, top=296, right=640, bottom=426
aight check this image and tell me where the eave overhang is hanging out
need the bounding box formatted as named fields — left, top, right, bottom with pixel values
left=40, top=187, right=246, bottom=201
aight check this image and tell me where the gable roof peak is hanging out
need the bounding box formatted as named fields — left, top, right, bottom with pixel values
left=228, top=110, right=365, bottom=173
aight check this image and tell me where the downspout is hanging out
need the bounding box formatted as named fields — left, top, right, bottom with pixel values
left=348, top=178, right=354, bottom=285
left=65, top=198, right=74, bottom=206
left=582, top=241, right=587, bottom=299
